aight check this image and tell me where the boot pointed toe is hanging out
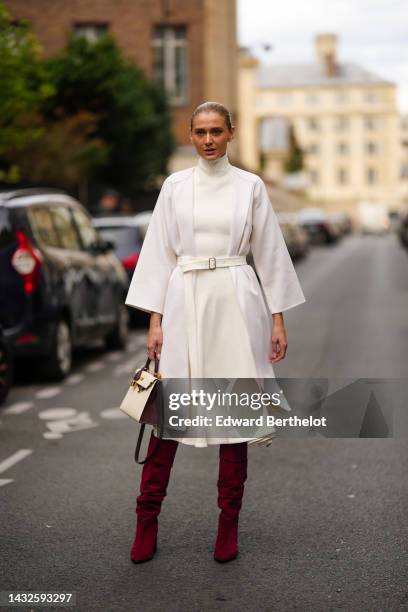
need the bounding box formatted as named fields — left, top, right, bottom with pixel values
left=130, top=520, right=158, bottom=563
left=214, top=550, right=239, bottom=563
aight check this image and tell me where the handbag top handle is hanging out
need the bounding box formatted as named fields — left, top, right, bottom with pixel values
left=144, top=357, right=160, bottom=374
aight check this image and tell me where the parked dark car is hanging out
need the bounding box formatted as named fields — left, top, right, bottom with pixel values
left=398, top=208, right=408, bottom=249
left=0, top=189, right=129, bottom=380
left=0, top=325, right=13, bottom=404
left=276, top=213, right=310, bottom=260
left=327, top=211, right=354, bottom=236
left=92, top=213, right=152, bottom=326
left=247, top=213, right=308, bottom=277
left=91, top=214, right=152, bottom=277
left=388, top=209, right=401, bottom=232
left=297, top=208, right=340, bottom=245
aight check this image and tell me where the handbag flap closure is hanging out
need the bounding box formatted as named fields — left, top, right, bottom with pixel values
left=133, top=369, right=157, bottom=390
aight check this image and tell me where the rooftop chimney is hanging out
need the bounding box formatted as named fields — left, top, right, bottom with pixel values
left=315, top=33, right=337, bottom=77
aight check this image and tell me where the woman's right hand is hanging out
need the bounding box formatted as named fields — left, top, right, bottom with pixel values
left=147, top=313, right=163, bottom=360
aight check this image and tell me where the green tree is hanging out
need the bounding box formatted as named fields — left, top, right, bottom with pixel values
left=44, top=34, right=175, bottom=193
left=0, top=2, right=52, bottom=181
left=284, top=124, right=304, bottom=174
left=10, top=111, right=108, bottom=189
left=0, top=2, right=107, bottom=190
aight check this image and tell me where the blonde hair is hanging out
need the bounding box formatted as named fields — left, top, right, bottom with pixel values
left=190, top=101, right=233, bottom=131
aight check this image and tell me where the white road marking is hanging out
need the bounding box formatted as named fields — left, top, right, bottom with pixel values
left=38, top=408, right=77, bottom=420
left=0, top=449, right=33, bottom=474
left=64, top=373, right=85, bottom=385
left=43, top=411, right=98, bottom=435
left=85, top=361, right=105, bottom=373
left=0, top=478, right=14, bottom=487
left=36, top=387, right=61, bottom=399
left=43, top=432, right=63, bottom=440
left=3, top=401, right=34, bottom=415
left=347, top=493, right=356, bottom=498
left=100, top=408, right=127, bottom=419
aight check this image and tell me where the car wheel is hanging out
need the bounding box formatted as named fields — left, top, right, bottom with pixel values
left=42, top=319, right=72, bottom=380
left=0, top=339, right=13, bottom=405
left=105, top=304, right=129, bottom=351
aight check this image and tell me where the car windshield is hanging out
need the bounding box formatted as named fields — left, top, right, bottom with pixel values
left=96, top=226, right=142, bottom=259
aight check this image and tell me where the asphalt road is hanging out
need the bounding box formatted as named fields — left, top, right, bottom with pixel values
left=1, top=232, right=407, bottom=612
left=279, top=232, right=408, bottom=378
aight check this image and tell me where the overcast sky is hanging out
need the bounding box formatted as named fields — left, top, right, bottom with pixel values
left=238, top=0, right=408, bottom=113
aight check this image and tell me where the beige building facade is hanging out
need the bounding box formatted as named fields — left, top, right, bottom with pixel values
left=238, top=34, right=401, bottom=214
left=399, top=114, right=408, bottom=206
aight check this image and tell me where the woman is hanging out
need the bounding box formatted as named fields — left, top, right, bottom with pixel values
left=125, top=101, right=306, bottom=564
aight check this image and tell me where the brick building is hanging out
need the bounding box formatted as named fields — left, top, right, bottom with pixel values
left=5, top=0, right=239, bottom=169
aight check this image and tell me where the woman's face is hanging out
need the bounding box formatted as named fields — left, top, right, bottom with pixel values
left=190, top=111, right=234, bottom=161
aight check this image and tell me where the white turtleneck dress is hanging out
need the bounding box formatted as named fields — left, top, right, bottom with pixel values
left=164, top=153, right=260, bottom=447
left=192, top=152, right=258, bottom=378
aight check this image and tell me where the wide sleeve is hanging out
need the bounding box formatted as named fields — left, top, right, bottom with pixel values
left=125, top=177, right=176, bottom=314
left=250, top=176, right=306, bottom=314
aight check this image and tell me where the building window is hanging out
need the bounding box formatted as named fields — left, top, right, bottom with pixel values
left=334, top=92, right=350, bottom=105
left=334, top=116, right=349, bottom=131
left=337, top=167, right=348, bottom=185
left=336, top=141, right=349, bottom=155
left=73, top=23, right=108, bottom=42
left=259, top=117, right=290, bottom=153
left=309, top=169, right=319, bottom=185
left=276, top=93, right=293, bottom=106
left=364, top=91, right=379, bottom=104
left=152, top=25, right=188, bottom=106
left=366, top=167, right=378, bottom=184
left=307, top=118, right=320, bottom=131
left=365, top=141, right=379, bottom=155
left=365, top=116, right=381, bottom=130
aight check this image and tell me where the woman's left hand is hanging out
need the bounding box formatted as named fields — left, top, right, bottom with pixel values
left=269, top=325, right=288, bottom=363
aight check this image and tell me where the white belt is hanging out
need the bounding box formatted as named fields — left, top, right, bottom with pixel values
left=177, top=255, right=247, bottom=377
left=177, top=255, right=247, bottom=273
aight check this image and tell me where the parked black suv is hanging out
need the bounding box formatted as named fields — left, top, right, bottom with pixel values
left=0, top=189, right=129, bottom=380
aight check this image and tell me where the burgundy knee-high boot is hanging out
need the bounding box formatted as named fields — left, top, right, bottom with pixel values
left=130, top=430, right=178, bottom=563
left=214, top=441, right=248, bottom=563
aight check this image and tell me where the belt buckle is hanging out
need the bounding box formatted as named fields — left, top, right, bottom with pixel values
left=208, top=257, right=216, bottom=270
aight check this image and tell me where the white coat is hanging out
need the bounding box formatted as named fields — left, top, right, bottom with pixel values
left=125, top=164, right=306, bottom=379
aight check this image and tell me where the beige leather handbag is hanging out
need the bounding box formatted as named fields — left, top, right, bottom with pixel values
left=120, top=358, right=164, bottom=464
